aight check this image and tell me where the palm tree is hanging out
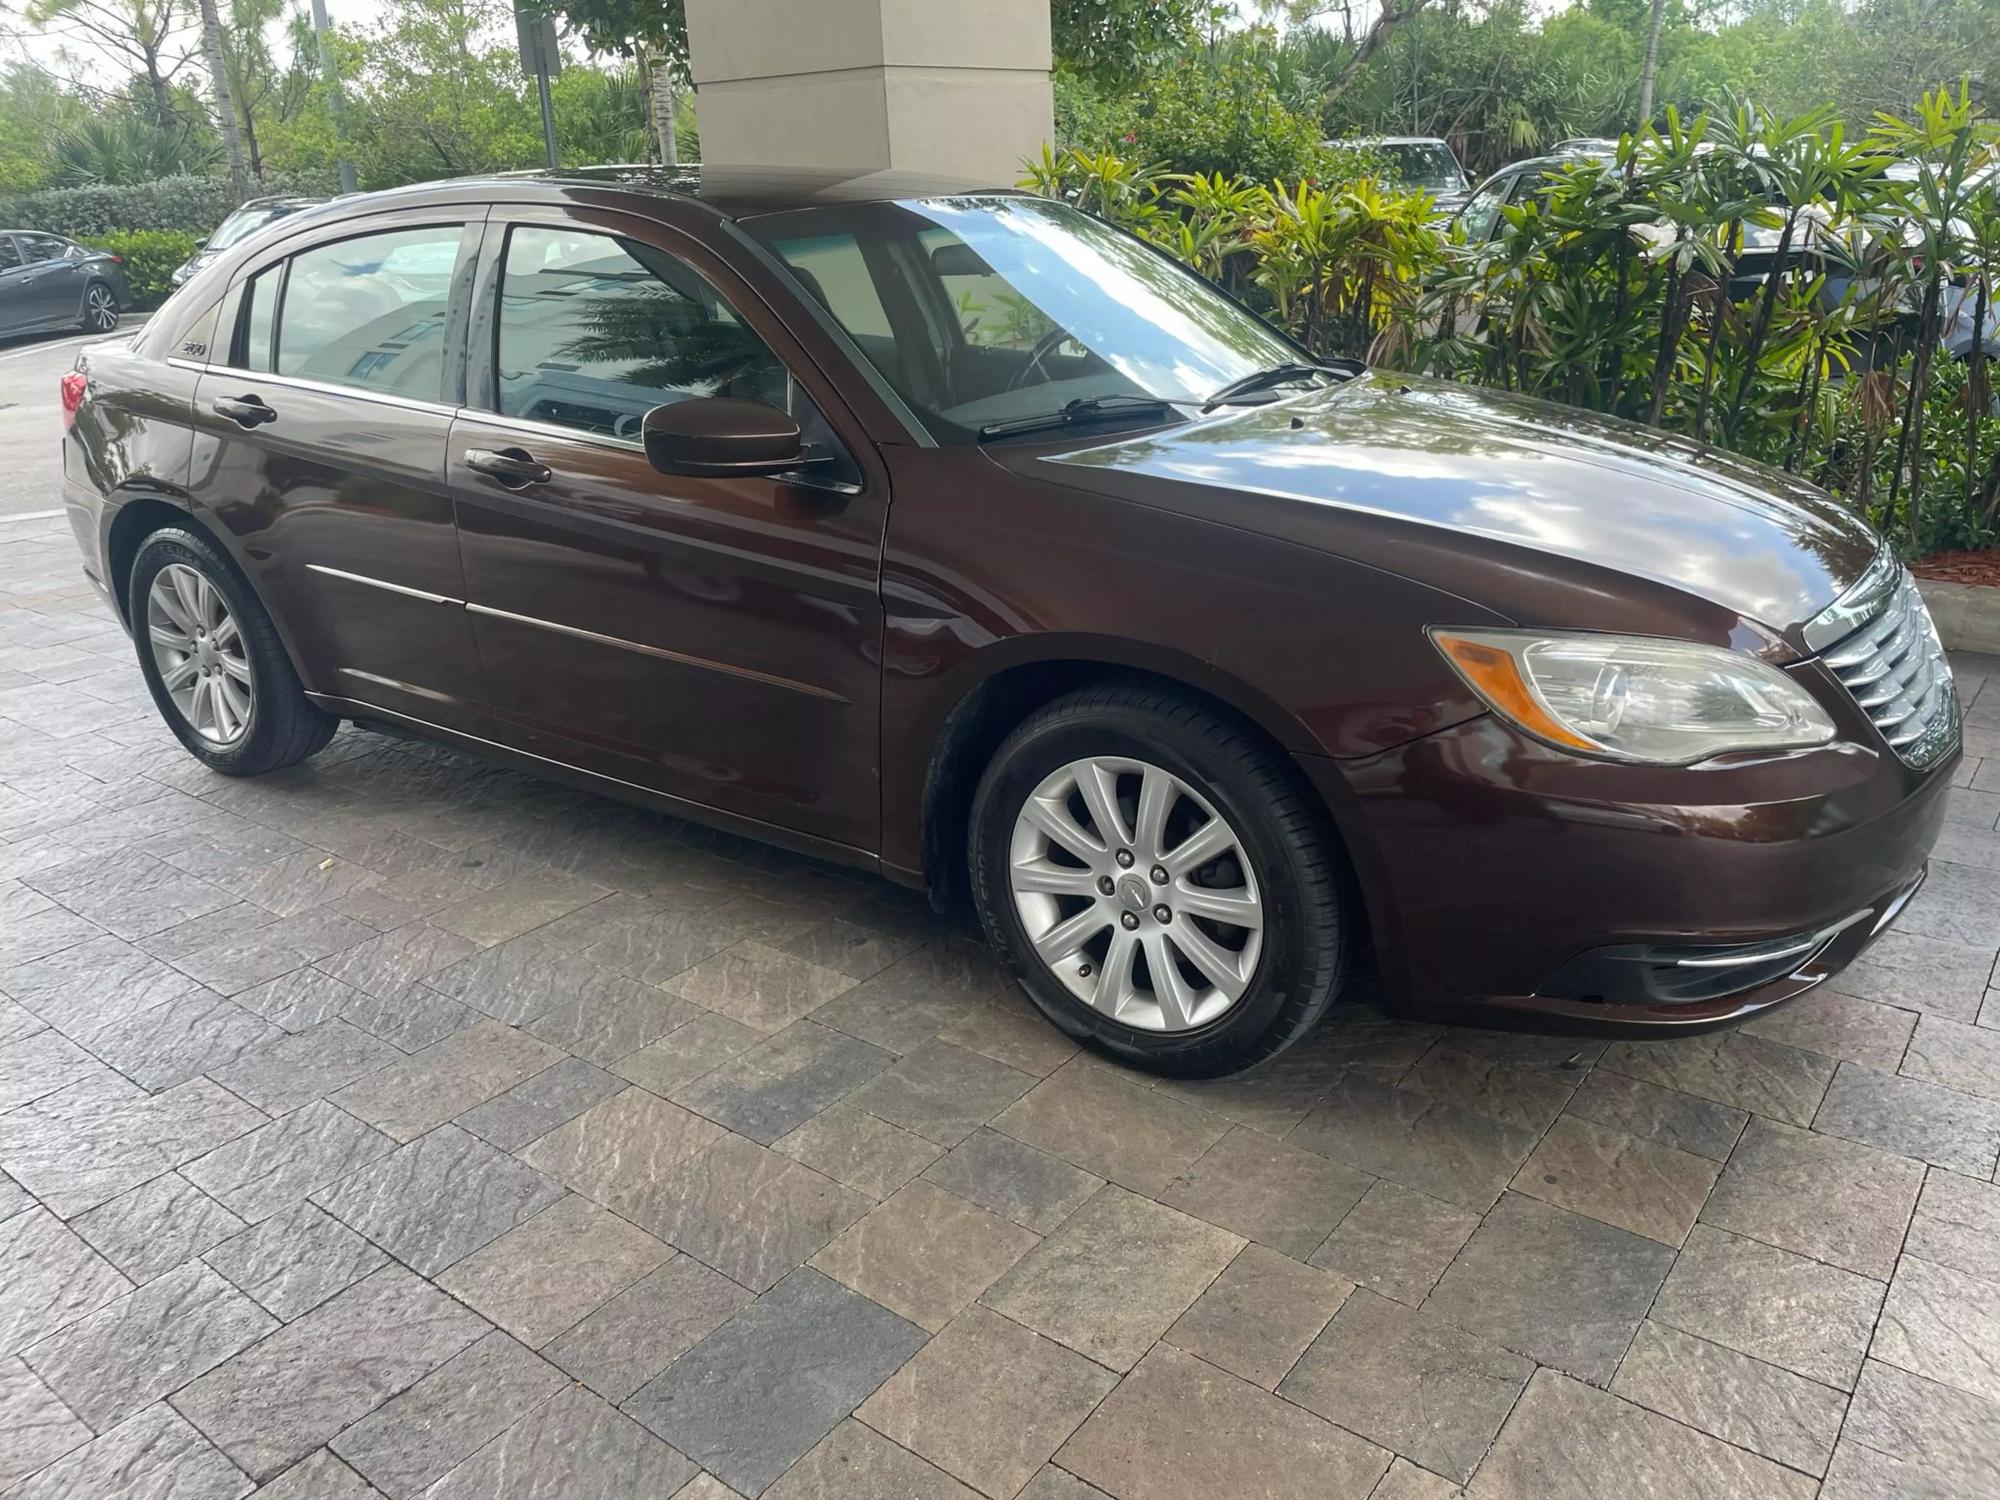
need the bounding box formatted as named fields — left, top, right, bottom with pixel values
left=1636, top=0, right=1666, bottom=128
left=194, top=0, right=247, bottom=198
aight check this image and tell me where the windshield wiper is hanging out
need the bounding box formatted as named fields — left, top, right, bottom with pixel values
left=976, top=394, right=1183, bottom=441
left=1199, top=360, right=1358, bottom=413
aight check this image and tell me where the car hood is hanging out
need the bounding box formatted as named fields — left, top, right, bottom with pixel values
left=1034, top=374, right=1881, bottom=654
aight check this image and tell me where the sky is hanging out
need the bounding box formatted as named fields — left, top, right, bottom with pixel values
left=3, top=0, right=1564, bottom=94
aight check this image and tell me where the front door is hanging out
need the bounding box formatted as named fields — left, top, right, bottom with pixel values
left=189, top=216, right=490, bottom=733
left=16, top=234, right=87, bottom=327
left=447, top=211, right=887, bottom=854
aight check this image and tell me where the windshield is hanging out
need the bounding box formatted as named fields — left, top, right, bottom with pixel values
left=1380, top=143, right=1465, bottom=193
left=211, top=203, right=307, bottom=251
left=745, top=196, right=1305, bottom=443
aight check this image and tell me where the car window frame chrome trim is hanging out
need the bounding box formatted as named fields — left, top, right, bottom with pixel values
left=183, top=362, right=465, bottom=419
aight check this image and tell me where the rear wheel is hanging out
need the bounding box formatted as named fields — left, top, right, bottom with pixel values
left=969, top=684, right=1349, bottom=1077
left=128, top=527, right=336, bottom=775
left=80, top=281, right=118, bottom=334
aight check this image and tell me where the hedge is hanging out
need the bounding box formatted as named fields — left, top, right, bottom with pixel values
left=0, top=171, right=335, bottom=241
left=80, top=229, right=201, bottom=308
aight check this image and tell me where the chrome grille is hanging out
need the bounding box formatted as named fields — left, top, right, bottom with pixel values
left=1806, top=551, right=1957, bottom=769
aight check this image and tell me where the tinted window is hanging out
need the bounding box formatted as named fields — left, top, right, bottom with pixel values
left=0, top=238, right=20, bottom=271
left=240, top=268, right=278, bottom=371
left=1379, top=143, right=1465, bottom=194
left=19, top=234, right=68, bottom=263
left=1457, top=177, right=1511, bottom=242
left=211, top=202, right=310, bottom=251
left=919, top=225, right=1058, bottom=352
left=274, top=224, right=461, bottom=399
left=494, top=225, right=788, bottom=440
left=768, top=232, right=892, bottom=339
left=752, top=197, right=1304, bottom=443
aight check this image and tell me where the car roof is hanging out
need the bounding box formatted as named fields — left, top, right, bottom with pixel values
left=1325, top=136, right=1452, bottom=148
left=289, top=164, right=1026, bottom=225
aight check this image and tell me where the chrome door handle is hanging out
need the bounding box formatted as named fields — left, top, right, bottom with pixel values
left=212, top=395, right=276, bottom=428
left=465, top=447, right=552, bottom=488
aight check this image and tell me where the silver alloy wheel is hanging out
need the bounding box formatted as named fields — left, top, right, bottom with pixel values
left=146, top=563, right=253, bottom=745
left=84, top=284, right=117, bottom=332
left=1008, top=755, right=1263, bottom=1032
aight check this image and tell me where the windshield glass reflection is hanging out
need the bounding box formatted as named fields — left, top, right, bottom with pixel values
left=750, top=196, right=1304, bottom=442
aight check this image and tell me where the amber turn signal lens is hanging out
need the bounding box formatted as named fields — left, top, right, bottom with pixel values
left=1431, top=630, right=1600, bottom=752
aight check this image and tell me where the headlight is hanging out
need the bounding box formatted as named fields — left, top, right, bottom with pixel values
left=1430, top=628, right=1836, bottom=764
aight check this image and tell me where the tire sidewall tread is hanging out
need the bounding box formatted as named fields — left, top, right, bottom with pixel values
left=127, top=526, right=335, bottom=776
left=970, top=683, right=1347, bottom=1078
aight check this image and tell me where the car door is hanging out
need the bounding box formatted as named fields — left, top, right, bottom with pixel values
left=188, top=214, right=492, bottom=734
left=16, top=233, right=86, bottom=326
left=0, top=235, right=34, bottom=333
left=447, top=208, right=888, bottom=854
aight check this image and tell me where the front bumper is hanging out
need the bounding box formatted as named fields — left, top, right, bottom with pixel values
left=1302, top=708, right=1955, bottom=1037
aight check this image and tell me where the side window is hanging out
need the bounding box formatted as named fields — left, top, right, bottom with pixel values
left=273, top=224, right=461, bottom=399
left=917, top=226, right=1057, bottom=351
left=1456, top=177, right=1511, bottom=243
left=0, top=238, right=21, bottom=271
left=20, top=234, right=67, bottom=264
left=493, top=224, right=789, bottom=440
left=239, top=268, right=278, bottom=371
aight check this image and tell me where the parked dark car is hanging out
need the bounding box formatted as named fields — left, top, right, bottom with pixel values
left=1324, top=135, right=1472, bottom=218
left=1, top=230, right=130, bottom=337
left=59, top=167, right=1957, bottom=1076
left=1456, top=146, right=2000, bottom=363
left=168, top=195, right=327, bottom=289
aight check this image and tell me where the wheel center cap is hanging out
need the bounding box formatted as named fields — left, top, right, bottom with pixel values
left=1117, top=875, right=1151, bottom=913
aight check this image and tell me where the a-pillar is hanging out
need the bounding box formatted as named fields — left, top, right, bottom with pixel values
left=685, top=0, right=1054, bottom=185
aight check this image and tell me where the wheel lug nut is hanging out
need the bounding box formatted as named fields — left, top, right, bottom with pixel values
left=1150, top=865, right=1168, bottom=885
left=1120, top=911, right=1139, bottom=930
left=1097, top=876, right=1115, bottom=896
left=1115, top=849, right=1135, bottom=869
left=1154, top=905, right=1172, bottom=923
left=1077, top=962, right=1092, bottom=977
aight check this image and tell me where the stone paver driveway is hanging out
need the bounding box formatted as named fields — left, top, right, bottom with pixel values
left=3, top=508, right=2000, bottom=1499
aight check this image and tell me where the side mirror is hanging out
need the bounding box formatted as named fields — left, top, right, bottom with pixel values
left=193, top=238, right=208, bottom=251
left=642, top=397, right=809, bottom=479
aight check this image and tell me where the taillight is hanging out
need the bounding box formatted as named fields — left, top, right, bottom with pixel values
left=59, top=370, right=87, bottom=429
left=107, top=254, right=125, bottom=265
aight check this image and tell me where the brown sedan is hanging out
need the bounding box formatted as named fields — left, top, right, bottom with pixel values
left=58, top=167, right=1957, bottom=1076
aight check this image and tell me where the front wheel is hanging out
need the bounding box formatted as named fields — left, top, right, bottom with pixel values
left=969, top=684, right=1351, bottom=1078
left=128, top=527, right=337, bottom=775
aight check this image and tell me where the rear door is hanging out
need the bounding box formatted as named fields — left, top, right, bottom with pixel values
left=446, top=207, right=889, bottom=853
left=0, top=236, right=35, bottom=333
left=188, top=213, right=491, bottom=733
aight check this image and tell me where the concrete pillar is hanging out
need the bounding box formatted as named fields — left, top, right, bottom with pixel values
left=685, top=0, right=1053, bottom=186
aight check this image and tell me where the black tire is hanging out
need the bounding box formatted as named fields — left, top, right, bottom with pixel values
left=128, top=526, right=337, bottom=776
left=969, top=684, right=1350, bottom=1078
left=79, top=280, right=119, bottom=334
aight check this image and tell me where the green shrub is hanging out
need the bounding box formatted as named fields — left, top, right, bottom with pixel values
left=81, top=229, right=200, bottom=307
left=1131, top=59, right=1328, bottom=184
left=0, top=171, right=333, bottom=241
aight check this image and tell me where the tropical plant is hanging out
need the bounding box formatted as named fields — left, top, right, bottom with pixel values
left=81, top=226, right=198, bottom=303
left=49, top=107, right=218, bottom=184
left=1023, top=87, right=2000, bottom=558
